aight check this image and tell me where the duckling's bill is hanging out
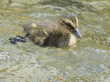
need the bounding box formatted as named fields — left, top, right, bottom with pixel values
left=73, top=28, right=82, bottom=38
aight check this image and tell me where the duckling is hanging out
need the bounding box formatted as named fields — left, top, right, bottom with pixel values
left=9, top=14, right=82, bottom=47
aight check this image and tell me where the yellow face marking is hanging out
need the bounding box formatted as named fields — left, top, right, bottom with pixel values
left=75, top=17, right=78, bottom=28
left=64, top=18, right=75, bottom=27
left=75, top=17, right=78, bottom=24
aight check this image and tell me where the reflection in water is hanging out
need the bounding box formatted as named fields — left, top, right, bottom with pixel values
left=0, top=0, right=110, bottom=81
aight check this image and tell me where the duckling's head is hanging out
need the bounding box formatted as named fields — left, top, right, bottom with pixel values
left=59, top=14, right=82, bottom=39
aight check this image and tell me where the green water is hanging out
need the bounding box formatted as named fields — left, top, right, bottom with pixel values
left=0, top=0, right=110, bottom=82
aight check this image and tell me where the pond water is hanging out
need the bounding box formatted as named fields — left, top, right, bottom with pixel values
left=0, top=0, right=110, bottom=82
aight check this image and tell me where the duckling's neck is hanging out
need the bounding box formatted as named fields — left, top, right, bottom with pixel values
left=69, top=34, right=76, bottom=46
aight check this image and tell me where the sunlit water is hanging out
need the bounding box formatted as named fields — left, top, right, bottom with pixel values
left=0, top=0, right=110, bottom=82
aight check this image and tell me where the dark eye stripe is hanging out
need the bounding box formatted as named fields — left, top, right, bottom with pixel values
left=62, top=21, right=74, bottom=32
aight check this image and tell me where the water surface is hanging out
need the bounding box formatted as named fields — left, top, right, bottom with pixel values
left=0, top=0, right=110, bottom=82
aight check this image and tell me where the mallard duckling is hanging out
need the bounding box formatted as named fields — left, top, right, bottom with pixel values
left=9, top=14, right=82, bottom=47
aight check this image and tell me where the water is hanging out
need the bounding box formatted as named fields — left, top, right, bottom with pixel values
left=0, top=0, right=110, bottom=81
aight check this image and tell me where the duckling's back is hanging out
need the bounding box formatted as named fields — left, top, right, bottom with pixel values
left=22, top=19, right=59, bottom=33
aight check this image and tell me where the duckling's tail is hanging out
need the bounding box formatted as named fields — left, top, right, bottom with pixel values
left=9, top=35, right=27, bottom=44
